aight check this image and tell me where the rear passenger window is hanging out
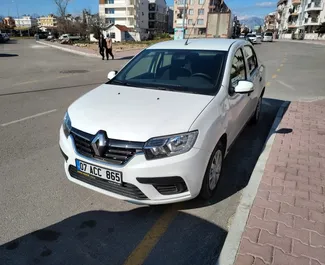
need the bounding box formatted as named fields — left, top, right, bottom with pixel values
left=230, top=48, right=246, bottom=90
left=244, top=46, right=258, bottom=75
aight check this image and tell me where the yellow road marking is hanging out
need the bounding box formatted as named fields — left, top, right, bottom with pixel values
left=266, top=82, right=271, bottom=87
left=272, top=74, right=277, bottom=79
left=123, top=206, right=179, bottom=265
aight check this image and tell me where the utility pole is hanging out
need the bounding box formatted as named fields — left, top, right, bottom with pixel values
left=182, top=0, right=187, bottom=38
left=13, top=0, right=22, bottom=36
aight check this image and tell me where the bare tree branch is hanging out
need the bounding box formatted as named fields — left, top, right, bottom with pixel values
left=53, top=0, right=71, bottom=18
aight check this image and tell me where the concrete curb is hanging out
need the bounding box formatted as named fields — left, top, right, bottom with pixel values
left=216, top=101, right=290, bottom=265
left=36, top=41, right=100, bottom=58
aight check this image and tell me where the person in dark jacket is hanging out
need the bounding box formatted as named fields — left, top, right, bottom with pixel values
left=98, top=33, right=107, bottom=60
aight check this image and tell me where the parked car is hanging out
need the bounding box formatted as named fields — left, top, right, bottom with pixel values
left=59, top=38, right=266, bottom=205
left=1, top=33, right=10, bottom=42
left=263, top=32, right=273, bottom=42
left=59, top=34, right=81, bottom=41
left=0, top=34, right=4, bottom=43
left=246, top=33, right=262, bottom=44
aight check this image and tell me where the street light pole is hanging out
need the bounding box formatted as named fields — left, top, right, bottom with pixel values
left=12, top=0, right=22, bottom=36
left=182, top=0, right=187, bottom=38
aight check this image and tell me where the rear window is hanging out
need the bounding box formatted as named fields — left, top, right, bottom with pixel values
left=265, top=32, right=273, bottom=36
left=247, top=34, right=256, bottom=37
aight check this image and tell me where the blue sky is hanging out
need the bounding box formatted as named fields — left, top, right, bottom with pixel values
left=1, top=0, right=276, bottom=19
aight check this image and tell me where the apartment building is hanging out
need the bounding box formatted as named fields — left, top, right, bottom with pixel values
left=264, top=12, right=277, bottom=31
left=173, top=0, right=229, bottom=36
left=148, top=0, right=168, bottom=33
left=3, top=17, right=16, bottom=28
left=99, top=0, right=149, bottom=32
left=14, top=16, right=38, bottom=29
left=38, top=14, right=58, bottom=28
left=277, top=0, right=325, bottom=34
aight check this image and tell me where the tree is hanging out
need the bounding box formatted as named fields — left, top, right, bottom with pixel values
left=315, top=22, right=325, bottom=35
left=256, top=26, right=262, bottom=33
left=54, top=0, right=71, bottom=18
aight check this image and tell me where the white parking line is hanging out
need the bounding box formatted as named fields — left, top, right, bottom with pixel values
left=1, top=109, right=57, bottom=127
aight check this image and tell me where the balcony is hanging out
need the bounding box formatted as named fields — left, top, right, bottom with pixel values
left=288, top=21, right=298, bottom=28
left=305, top=1, right=323, bottom=12
left=104, top=0, right=134, bottom=7
left=304, top=16, right=320, bottom=25
left=292, top=0, right=301, bottom=5
left=105, top=12, right=134, bottom=18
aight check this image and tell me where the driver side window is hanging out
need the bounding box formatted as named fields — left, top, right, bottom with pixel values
left=230, top=48, right=246, bottom=94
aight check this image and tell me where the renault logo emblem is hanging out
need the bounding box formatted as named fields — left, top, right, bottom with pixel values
left=91, top=131, right=107, bottom=156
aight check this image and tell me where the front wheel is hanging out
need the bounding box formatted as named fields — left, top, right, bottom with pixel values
left=200, top=141, right=225, bottom=199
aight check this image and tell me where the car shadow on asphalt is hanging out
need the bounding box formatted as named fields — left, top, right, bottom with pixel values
left=180, top=98, right=287, bottom=209
left=0, top=209, right=227, bottom=265
left=0, top=54, right=19, bottom=57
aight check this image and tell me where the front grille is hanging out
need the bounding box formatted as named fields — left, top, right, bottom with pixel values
left=69, top=166, right=148, bottom=200
left=71, top=128, right=144, bottom=165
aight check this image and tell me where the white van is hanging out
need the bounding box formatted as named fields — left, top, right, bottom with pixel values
left=263, top=32, right=273, bottom=42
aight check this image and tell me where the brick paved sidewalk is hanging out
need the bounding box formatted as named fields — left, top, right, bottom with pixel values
left=37, top=40, right=143, bottom=59
left=235, top=100, right=325, bottom=265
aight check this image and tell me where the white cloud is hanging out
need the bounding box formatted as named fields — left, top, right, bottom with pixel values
left=237, top=14, right=263, bottom=20
left=255, top=1, right=276, bottom=7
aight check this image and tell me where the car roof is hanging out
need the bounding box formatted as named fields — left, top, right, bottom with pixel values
left=147, top=38, right=246, bottom=51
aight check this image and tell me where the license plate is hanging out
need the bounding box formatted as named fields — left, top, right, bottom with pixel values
left=76, top=159, right=122, bottom=184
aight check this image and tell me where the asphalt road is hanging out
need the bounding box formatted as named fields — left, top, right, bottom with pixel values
left=0, top=39, right=323, bottom=265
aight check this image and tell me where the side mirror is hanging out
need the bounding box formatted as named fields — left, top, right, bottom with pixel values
left=234, top=80, right=254, bottom=94
left=107, top=70, right=117, bottom=80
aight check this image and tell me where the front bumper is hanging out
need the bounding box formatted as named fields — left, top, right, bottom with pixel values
left=59, top=127, right=210, bottom=205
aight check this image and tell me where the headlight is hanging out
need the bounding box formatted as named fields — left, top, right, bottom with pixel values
left=63, top=112, right=72, bottom=138
left=144, top=131, right=198, bottom=160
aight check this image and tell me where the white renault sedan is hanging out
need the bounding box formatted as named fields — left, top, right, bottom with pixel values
left=246, top=33, right=262, bottom=44
left=59, top=39, right=266, bottom=205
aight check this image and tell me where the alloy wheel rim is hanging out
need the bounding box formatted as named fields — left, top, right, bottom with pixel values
left=209, top=150, right=223, bottom=190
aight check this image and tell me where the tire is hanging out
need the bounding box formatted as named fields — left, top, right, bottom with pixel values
left=249, top=96, right=262, bottom=125
left=200, top=141, right=225, bottom=200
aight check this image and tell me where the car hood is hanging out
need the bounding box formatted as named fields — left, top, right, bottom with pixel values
left=68, top=84, right=214, bottom=142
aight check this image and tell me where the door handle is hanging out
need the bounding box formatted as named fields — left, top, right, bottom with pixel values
left=259, top=76, right=262, bottom=82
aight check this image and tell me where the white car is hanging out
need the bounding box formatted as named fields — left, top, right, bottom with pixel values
left=246, top=34, right=262, bottom=44
left=263, top=32, right=273, bottom=42
left=59, top=39, right=266, bottom=205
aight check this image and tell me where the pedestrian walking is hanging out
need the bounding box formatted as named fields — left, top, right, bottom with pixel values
left=98, top=33, right=106, bottom=60
left=105, top=34, right=114, bottom=60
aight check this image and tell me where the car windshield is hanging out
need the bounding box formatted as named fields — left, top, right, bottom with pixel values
left=265, top=32, right=273, bottom=36
left=247, top=34, right=256, bottom=37
left=108, top=49, right=227, bottom=96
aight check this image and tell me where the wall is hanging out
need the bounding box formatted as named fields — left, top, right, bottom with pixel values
left=206, top=12, right=231, bottom=38
left=279, top=33, right=325, bottom=40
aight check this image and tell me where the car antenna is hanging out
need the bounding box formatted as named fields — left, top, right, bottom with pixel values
left=185, top=23, right=195, bottom=45
left=184, top=0, right=206, bottom=46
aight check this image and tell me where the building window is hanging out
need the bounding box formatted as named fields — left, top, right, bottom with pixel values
left=198, top=0, right=205, bottom=4
left=109, top=8, right=115, bottom=14
left=189, top=0, right=194, bottom=4
left=188, top=19, right=193, bottom=25
left=198, top=9, right=204, bottom=15
left=110, top=32, right=116, bottom=39
left=177, top=0, right=185, bottom=4
left=197, top=19, right=204, bottom=25
left=108, top=0, right=114, bottom=3
left=188, top=9, right=194, bottom=15
left=105, top=18, right=115, bottom=24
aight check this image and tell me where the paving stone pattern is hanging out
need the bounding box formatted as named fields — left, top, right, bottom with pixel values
left=235, top=101, right=325, bottom=265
